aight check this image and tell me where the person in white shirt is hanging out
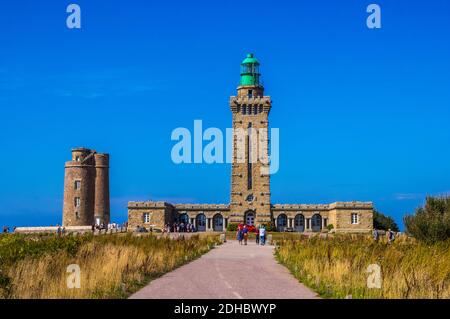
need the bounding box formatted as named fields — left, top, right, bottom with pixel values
left=259, top=226, right=266, bottom=245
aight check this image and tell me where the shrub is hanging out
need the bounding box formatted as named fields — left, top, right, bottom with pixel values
left=373, top=210, right=399, bottom=232
left=404, top=196, right=450, bottom=243
left=226, top=223, right=239, bottom=232
left=263, top=221, right=277, bottom=232
left=326, top=224, right=334, bottom=231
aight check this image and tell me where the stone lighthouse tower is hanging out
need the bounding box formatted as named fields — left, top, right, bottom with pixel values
left=229, top=54, right=272, bottom=226
left=62, top=148, right=110, bottom=227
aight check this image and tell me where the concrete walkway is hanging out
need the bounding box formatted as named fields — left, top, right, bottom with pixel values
left=130, top=240, right=318, bottom=299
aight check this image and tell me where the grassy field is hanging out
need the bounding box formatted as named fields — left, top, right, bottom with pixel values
left=275, top=235, right=450, bottom=299
left=0, top=232, right=220, bottom=299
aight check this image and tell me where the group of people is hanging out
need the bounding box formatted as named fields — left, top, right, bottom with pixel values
left=2, top=226, right=13, bottom=233
left=236, top=224, right=266, bottom=246
left=92, top=222, right=127, bottom=233
left=163, top=222, right=197, bottom=234
left=56, top=225, right=66, bottom=236
left=373, top=228, right=396, bottom=243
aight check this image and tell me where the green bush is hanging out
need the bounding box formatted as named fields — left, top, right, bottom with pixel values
left=404, top=196, right=450, bottom=243
left=326, top=224, right=334, bottom=231
left=226, top=223, right=239, bottom=232
left=0, top=233, right=91, bottom=266
left=373, top=210, right=399, bottom=231
left=263, top=221, right=277, bottom=232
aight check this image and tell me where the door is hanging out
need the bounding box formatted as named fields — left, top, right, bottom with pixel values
left=213, top=214, right=223, bottom=231
left=311, top=214, right=322, bottom=232
left=196, top=214, right=206, bottom=232
left=245, top=211, right=255, bottom=226
left=277, top=214, right=287, bottom=232
left=294, top=214, right=305, bottom=232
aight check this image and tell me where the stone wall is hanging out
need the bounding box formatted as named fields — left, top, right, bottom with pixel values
left=272, top=202, right=373, bottom=233
left=174, top=204, right=230, bottom=231
left=329, top=202, right=373, bottom=233
left=127, top=201, right=174, bottom=231
left=127, top=201, right=373, bottom=233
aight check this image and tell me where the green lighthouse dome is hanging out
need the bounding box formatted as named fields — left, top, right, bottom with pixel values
left=240, top=53, right=261, bottom=87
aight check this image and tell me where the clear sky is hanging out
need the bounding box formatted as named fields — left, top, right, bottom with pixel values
left=1, top=0, right=449, bottom=229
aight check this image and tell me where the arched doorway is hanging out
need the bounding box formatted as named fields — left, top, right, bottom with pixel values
left=244, top=211, right=256, bottom=226
left=294, top=214, right=305, bottom=232
left=213, top=214, right=223, bottom=232
left=196, top=214, right=206, bottom=232
left=311, top=214, right=322, bottom=232
left=277, top=214, right=288, bottom=232
left=179, top=213, right=189, bottom=224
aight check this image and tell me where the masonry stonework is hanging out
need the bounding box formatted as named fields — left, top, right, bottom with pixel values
left=62, top=148, right=110, bottom=227
left=127, top=54, right=373, bottom=233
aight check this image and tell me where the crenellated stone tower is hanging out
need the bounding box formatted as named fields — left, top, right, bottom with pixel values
left=229, top=54, right=272, bottom=226
left=62, top=148, right=110, bottom=227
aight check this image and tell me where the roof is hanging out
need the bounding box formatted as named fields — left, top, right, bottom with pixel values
left=241, top=53, right=259, bottom=65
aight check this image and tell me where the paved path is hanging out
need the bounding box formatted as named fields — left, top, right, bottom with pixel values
left=130, top=240, right=318, bottom=299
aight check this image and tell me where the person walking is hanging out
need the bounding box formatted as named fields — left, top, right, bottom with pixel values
left=255, top=227, right=259, bottom=244
left=243, top=225, right=249, bottom=245
left=387, top=228, right=395, bottom=244
left=373, top=228, right=379, bottom=242
left=259, top=226, right=266, bottom=245
left=236, top=226, right=243, bottom=245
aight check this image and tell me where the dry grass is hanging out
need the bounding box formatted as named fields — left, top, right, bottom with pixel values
left=0, top=233, right=220, bottom=299
left=275, top=235, right=450, bottom=299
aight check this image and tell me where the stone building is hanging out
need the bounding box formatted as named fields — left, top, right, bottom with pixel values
left=62, top=147, right=110, bottom=227
left=128, top=54, right=373, bottom=233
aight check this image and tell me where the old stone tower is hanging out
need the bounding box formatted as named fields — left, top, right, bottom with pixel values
left=62, top=148, right=110, bottom=227
left=229, top=54, right=272, bottom=226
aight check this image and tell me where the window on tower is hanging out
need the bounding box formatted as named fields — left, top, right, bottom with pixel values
left=74, top=180, right=81, bottom=190
left=351, top=213, right=359, bottom=224
left=248, top=89, right=253, bottom=98
left=74, top=197, right=81, bottom=207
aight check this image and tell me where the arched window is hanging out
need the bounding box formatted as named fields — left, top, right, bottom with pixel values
left=196, top=214, right=206, bottom=232
left=179, top=213, right=189, bottom=224
left=277, top=214, right=288, bottom=232
left=213, top=214, right=223, bottom=232
left=311, top=214, right=322, bottom=232
left=294, top=214, right=305, bottom=232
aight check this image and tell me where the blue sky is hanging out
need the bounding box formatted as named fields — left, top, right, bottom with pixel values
left=0, top=0, right=449, bottom=229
